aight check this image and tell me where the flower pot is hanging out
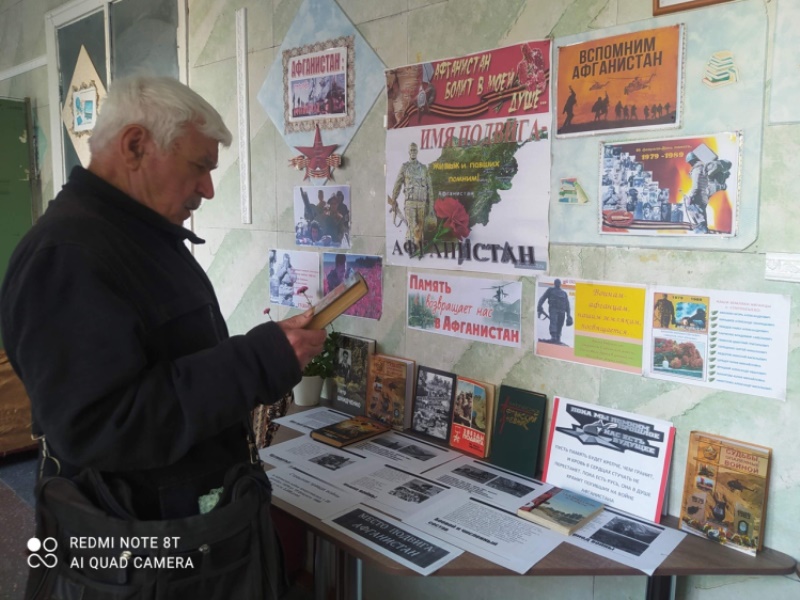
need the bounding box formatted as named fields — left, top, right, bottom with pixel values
left=294, top=375, right=323, bottom=407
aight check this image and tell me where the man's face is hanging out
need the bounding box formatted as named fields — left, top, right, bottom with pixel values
left=409, top=146, right=418, bottom=160
left=136, top=125, right=219, bottom=225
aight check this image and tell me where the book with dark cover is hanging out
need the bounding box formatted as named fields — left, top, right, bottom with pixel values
left=310, top=415, right=391, bottom=448
left=306, top=272, right=368, bottom=330
left=410, top=366, right=456, bottom=443
left=448, top=376, right=496, bottom=459
left=679, top=431, right=771, bottom=556
left=365, top=354, right=416, bottom=430
left=330, top=333, right=376, bottom=416
left=489, top=385, right=548, bottom=478
left=517, top=487, right=604, bottom=535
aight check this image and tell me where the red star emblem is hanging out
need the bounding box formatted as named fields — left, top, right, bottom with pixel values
left=289, top=124, right=342, bottom=181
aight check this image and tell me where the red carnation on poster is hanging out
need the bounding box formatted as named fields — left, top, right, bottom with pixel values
left=434, top=197, right=470, bottom=240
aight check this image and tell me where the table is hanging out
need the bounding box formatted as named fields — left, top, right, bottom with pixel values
left=268, top=406, right=796, bottom=600
left=272, top=496, right=796, bottom=600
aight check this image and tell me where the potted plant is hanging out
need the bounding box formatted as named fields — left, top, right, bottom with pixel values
left=294, top=329, right=340, bottom=406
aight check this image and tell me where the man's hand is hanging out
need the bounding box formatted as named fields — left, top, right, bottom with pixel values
left=277, top=309, right=327, bottom=371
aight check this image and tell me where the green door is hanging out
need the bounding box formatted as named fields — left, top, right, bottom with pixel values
left=0, top=98, right=35, bottom=350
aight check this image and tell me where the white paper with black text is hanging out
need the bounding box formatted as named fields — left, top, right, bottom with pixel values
left=348, top=431, right=461, bottom=474
left=267, top=465, right=360, bottom=519
left=542, top=396, right=675, bottom=522
left=404, top=495, right=564, bottom=574
left=566, top=508, right=685, bottom=576
left=336, top=464, right=460, bottom=520
left=422, top=455, right=554, bottom=512
left=259, top=436, right=382, bottom=483
left=270, top=407, right=351, bottom=432
left=323, top=505, right=464, bottom=575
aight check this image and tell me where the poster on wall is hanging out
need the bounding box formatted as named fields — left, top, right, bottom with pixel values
left=556, top=25, right=684, bottom=137
left=283, top=36, right=354, bottom=133
left=322, top=253, right=383, bottom=320
left=60, top=45, right=107, bottom=167
left=542, top=396, right=675, bottom=522
left=599, top=132, right=741, bottom=236
left=534, top=276, right=646, bottom=374
left=385, top=40, right=552, bottom=276
left=268, top=248, right=321, bottom=309
left=643, top=286, right=790, bottom=401
left=407, top=272, right=522, bottom=348
left=294, top=185, right=351, bottom=248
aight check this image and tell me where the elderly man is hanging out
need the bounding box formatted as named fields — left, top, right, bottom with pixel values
left=0, top=76, right=325, bottom=599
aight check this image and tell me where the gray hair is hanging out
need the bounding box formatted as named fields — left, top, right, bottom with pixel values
left=89, top=76, right=232, bottom=154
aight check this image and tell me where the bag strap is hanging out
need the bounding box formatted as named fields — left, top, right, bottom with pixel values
left=33, top=434, right=62, bottom=480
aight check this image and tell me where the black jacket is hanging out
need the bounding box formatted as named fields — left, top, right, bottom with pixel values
left=1, top=167, right=301, bottom=518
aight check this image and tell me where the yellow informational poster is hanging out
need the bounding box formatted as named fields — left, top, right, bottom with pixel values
left=535, top=276, right=646, bottom=374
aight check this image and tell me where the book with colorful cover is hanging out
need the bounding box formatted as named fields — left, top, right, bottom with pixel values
left=330, top=333, right=376, bottom=416
left=517, top=487, right=604, bottom=535
left=448, top=376, right=496, bottom=459
left=679, top=431, right=771, bottom=556
left=410, top=366, right=457, bottom=443
left=489, top=385, right=548, bottom=478
left=365, top=354, right=416, bottom=430
left=310, top=415, right=391, bottom=448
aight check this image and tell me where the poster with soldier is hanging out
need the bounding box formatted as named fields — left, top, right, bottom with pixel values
left=599, top=131, right=741, bottom=236
left=384, top=40, right=552, bottom=276
left=556, top=25, right=684, bottom=137
left=534, top=276, right=647, bottom=375
left=294, top=185, right=351, bottom=248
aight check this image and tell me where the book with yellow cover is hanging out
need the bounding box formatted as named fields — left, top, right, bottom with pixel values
left=365, top=354, right=416, bottom=430
left=679, top=431, right=771, bottom=556
left=306, top=272, right=368, bottom=330
left=310, top=415, right=391, bottom=448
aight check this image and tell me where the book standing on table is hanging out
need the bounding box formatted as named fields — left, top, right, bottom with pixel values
left=679, top=431, right=771, bottom=556
left=489, top=385, right=548, bottom=479
left=410, top=366, right=457, bottom=443
left=365, top=354, right=416, bottom=429
left=331, top=333, right=376, bottom=416
left=449, top=376, right=496, bottom=459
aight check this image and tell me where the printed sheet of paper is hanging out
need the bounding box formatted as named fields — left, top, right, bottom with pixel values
left=324, top=505, right=463, bottom=575
left=269, top=248, right=321, bottom=308
left=267, top=465, right=359, bottom=519
left=337, top=464, right=459, bottom=520
left=349, top=431, right=461, bottom=475
left=405, top=494, right=563, bottom=574
left=385, top=40, right=552, bottom=275
left=567, top=508, right=685, bottom=576
left=543, top=397, right=675, bottom=522
left=259, top=436, right=381, bottom=483
left=407, top=272, right=522, bottom=347
left=271, top=407, right=350, bottom=433
left=644, top=286, right=790, bottom=401
left=598, top=132, right=741, bottom=237
left=555, top=25, right=683, bottom=138
left=422, top=456, right=553, bottom=512
left=534, top=276, right=646, bottom=374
